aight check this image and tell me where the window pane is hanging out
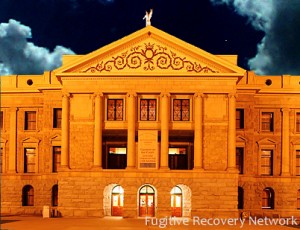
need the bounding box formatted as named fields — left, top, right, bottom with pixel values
left=53, top=108, right=62, bottom=128
left=140, top=99, right=156, bottom=121
left=0, top=147, right=2, bottom=173
left=0, top=111, right=3, bottom=130
left=262, top=112, right=273, bottom=131
left=261, top=150, right=272, bottom=175
left=25, top=111, right=36, bottom=130
left=173, top=100, right=181, bottom=121
left=148, top=99, right=156, bottom=121
left=181, top=99, right=189, bottom=121
left=25, top=148, right=35, bottom=173
left=53, top=146, right=61, bottom=172
left=296, top=150, right=300, bottom=176
left=296, top=113, right=300, bottom=132
left=140, top=99, right=148, bottom=121
left=173, top=99, right=190, bottom=121
left=107, top=99, right=123, bottom=121
left=236, top=147, right=244, bottom=174
left=236, top=109, right=244, bottom=129
left=109, top=147, right=126, bottom=154
left=115, top=100, right=123, bottom=120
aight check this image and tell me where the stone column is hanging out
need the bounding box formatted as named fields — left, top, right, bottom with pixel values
left=126, top=92, right=136, bottom=169
left=194, top=93, right=203, bottom=170
left=8, top=107, right=17, bottom=173
left=281, top=107, right=290, bottom=176
left=94, top=93, right=103, bottom=168
left=61, top=93, right=70, bottom=168
left=227, top=93, right=236, bottom=171
left=160, top=93, right=170, bottom=169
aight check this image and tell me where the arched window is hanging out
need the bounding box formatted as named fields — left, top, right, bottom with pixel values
left=297, top=189, right=300, bottom=210
left=111, top=185, right=124, bottom=216
left=22, top=185, right=34, bottom=206
left=52, top=185, right=58, bottom=207
left=139, top=185, right=155, bottom=217
left=262, top=187, right=274, bottom=209
left=238, top=186, right=244, bottom=209
left=171, top=186, right=182, bottom=217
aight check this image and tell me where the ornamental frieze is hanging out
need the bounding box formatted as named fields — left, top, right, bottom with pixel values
left=81, top=43, right=218, bottom=73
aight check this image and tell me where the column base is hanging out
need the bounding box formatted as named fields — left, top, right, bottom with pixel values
left=59, top=165, right=70, bottom=171
left=92, top=165, right=103, bottom=171
left=280, top=172, right=291, bottom=176
left=159, top=166, right=170, bottom=170
left=193, top=167, right=204, bottom=172
left=226, top=167, right=239, bottom=173
left=126, top=166, right=136, bottom=170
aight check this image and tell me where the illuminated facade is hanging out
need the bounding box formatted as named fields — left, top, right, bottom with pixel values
left=1, top=26, right=300, bottom=218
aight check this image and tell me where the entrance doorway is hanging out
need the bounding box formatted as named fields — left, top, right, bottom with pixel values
left=171, top=186, right=182, bottom=217
left=111, top=185, right=124, bottom=216
left=139, top=185, right=155, bottom=217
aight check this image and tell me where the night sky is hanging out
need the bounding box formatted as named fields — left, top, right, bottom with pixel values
left=0, top=0, right=299, bottom=76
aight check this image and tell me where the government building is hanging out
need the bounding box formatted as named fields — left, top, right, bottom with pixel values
left=1, top=25, right=300, bottom=219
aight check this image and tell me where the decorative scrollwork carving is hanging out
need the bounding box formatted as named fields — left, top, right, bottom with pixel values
left=82, top=43, right=218, bottom=73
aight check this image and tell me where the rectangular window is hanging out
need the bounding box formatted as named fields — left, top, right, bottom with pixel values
left=140, top=99, right=156, bottom=121
left=168, top=147, right=189, bottom=170
left=236, top=147, right=244, bottom=174
left=53, top=146, right=61, bottom=173
left=236, top=109, right=244, bottom=129
left=107, top=146, right=127, bottom=169
left=261, top=150, right=273, bottom=176
left=261, top=112, right=274, bottom=132
left=24, top=148, right=35, bottom=173
left=0, top=111, right=3, bottom=130
left=107, top=99, right=123, bottom=121
left=0, top=147, right=2, bottom=173
left=25, top=111, right=36, bottom=130
left=53, top=108, right=62, bottom=128
left=296, top=113, right=300, bottom=133
left=296, top=150, right=300, bottom=176
left=173, top=99, right=190, bottom=121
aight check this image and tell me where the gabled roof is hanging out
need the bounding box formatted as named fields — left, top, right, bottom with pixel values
left=54, top=26, right=246, bottom=77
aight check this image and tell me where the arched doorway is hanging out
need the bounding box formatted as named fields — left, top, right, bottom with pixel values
left=171, top=186, right=182, bottom=217
left=139, top=185, right=155, bottom=217
left=111, top=185, right=124, bottom=216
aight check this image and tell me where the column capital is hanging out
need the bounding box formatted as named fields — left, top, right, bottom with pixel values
left=62, top=92, right=70, bottom=98
left=93, top=92, right=103, bottom=99
left=126, top=92, right=137, bottom=98
left=227, top=93, right=237, bottom=99
left=193, top=92, right=204, bottom=99
left=281, top=107, right=290, bottom=113
left=9, top=107, right=19, bottom=112
left=160, top=92, right=170, bottom=98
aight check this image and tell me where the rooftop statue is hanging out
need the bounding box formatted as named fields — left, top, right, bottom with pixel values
left=143, top=9, right=153, bottom=26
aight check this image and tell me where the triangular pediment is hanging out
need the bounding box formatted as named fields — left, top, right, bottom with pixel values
left=256, top=138, right=277, bottom=145
left=22, top=137, right=40, bottom=143
left=54, top=26, right=245, bottom=76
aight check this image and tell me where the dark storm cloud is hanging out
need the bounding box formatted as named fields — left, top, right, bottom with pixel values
left=211, top=0, right=300, bottom=75
left=0, top=19, right=74, bottom=75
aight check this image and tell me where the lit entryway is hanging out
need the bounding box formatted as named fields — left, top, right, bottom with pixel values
left=139, top=185, right=155, bottom=217
left=111, top=185, right=124, bottom=216
left=171, top=186, right=182, bottom=217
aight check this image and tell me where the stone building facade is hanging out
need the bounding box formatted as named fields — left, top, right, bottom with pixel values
left=1, top=26, right=300, bottom=218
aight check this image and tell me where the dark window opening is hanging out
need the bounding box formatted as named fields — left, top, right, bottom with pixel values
left=236, top=147, right=244, bottom=174
left=53, top=108, right=62, bottom=128
left=236, top=109, right=244, bottom=129
left=22, top=185, right=34, bottom=206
